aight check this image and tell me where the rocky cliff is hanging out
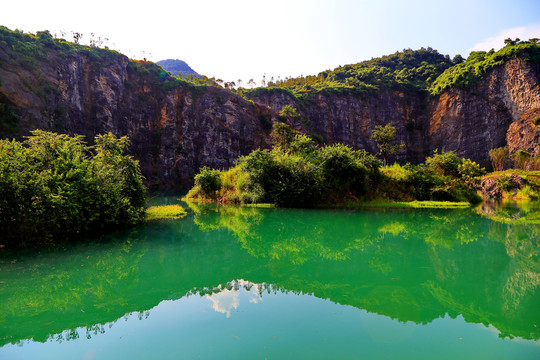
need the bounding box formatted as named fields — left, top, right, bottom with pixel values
left=428, top=58, right=540, bottom=160
left=0, top=34, right=271, bottom=189
left=248, top=57, right=540, bottom=167
left=1, top=30, right=539, bottom=189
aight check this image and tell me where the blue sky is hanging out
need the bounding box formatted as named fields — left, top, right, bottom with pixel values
left=2, top=0, right=540, bottom=85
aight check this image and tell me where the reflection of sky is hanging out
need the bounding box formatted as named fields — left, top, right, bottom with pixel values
left=206, top=280, right=264, bottom=318
left=2, top=279, right=539, bottom=360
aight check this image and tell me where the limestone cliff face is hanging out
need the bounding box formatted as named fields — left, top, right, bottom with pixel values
left=0, top=44, right=270, bottom=188
left=427, top=58, right=540, bottom=165
left=506, top=108, right=540, bottom=156
left=1, top=44, right=539, bottom=189
left=248, top=89, right=428, bottom=163
left=251, top=59, right=540, bottom=168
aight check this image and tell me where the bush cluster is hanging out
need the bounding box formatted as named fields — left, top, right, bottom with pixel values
left=0, top=130, right=146, bottom=244
left=429, top=40, right=540, bottom=95
left=187, top=124, right=380, bottom=207
left=381, top=151, right=485, bottom=203
left=188, top=124, right=490, bottom=207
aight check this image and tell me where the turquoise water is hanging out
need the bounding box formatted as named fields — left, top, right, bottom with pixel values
left=0, top=201, right=539, bottom=359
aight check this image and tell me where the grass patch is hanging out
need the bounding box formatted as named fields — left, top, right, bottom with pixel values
left=146, top=205, right=187, bottom=221
left=350, top=200, right=472, bottom=209
left=242, top=203, right=275, bottom=208
left=482, top=169, right=540, bottom=178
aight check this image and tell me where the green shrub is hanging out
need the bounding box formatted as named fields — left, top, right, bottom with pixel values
left=532, top=117, right=540, bottom=125
left=194, top=166, right=222, bottom=199
left=290, top=134, right=317, bottom=157
left=271, top=122, right=298, bottom=149
left=497, top=175, right=519, bottom=192
left=425, top=150, right=462, bottom=178
left=401, top=164, right=442, bottom=200
left=0, top=130, right=146, bottom=244
left=382, top=163, right=408, bottom=182
left=267, top=153, right=322, bottom=207
left=318, top=144, right=367, bottom=194
left=458, top=158, right=486, bottom=181
left=513, top=149, right=531, bottom=170
left=355, top=149, right=382, bottom=173
left=489, top=147, right=508, bottom=171
left=279, top=105, right=301, bottom=119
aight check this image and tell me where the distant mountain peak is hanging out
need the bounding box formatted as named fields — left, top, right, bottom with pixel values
left=157, top=59, right=199, bottom=78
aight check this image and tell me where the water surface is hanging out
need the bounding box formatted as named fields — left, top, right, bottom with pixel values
left=1, top=201, right=539, bottom=359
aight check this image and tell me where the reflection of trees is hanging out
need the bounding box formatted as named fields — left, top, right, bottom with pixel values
left=1, top=203, right=539, bottom=347
left=189, top=202, right=540, bottom=340
left=187, top=201, right=375, bottom=264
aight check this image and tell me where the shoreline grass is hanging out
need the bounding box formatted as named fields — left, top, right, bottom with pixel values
left=185, top=197, right=472, bottom=209
left=337, top=200, right=472, bottom=209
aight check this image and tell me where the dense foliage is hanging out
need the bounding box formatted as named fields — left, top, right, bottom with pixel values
left=429, top=39, right=540, bottom=95
left=187, top=124, right=485, bottom=207
left=242, top=40, right=540, bottom=101
left=187, top=124, right=381, bottom=207
left=0, top=131, right=146, bottom=244
left=0, top=26, right=122, bottom=69
left=241, top=48, right=454, bottom=99
left=381, top=151, right=485, bottom=202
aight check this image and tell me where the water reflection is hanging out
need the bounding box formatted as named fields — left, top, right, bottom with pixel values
left=0, top=202, right=539, bottom=351
left=203, top=280, right=265, bottom=318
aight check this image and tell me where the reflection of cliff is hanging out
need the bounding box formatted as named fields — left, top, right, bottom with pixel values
left=0, top=205, right=539, bottom=346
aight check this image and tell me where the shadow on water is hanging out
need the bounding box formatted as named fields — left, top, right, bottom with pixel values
left=0, top=201, right=538, bottom=346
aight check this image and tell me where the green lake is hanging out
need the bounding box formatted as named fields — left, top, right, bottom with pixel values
left=1, top=200, right=539, bottom=359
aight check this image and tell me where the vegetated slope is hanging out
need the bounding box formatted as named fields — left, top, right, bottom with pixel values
left=157, top=59, right=200, bottom=77
left=259, top=47, right=455, bottom=95
left=1, top=25, right=539, bottom=189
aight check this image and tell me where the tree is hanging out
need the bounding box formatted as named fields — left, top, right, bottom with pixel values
left=452, top=54, right=465, bottom=64
left=489, top=147, right=508, bottom=171
left=71, top=31, right=83, bottom=44
left=513, top=149, right=531, bottom=170
left=504, top=38, right=520, bottom=46
left=271, top=122, right=298, bottom=149
left=371, top=124, right=404, bottom=165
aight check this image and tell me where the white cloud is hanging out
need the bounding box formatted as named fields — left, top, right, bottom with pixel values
left=470, top=23, right=540, bottom=53
left=206, top=290, right=240, bottom=318
left=205, top=279, right=264, bottom=318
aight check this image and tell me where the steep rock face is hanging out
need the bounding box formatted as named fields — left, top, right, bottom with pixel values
left=427, top=58, right=540, bottom=166
left=506, top=108, right=540, bottom=156
left=248, top=89, right=428, bottom=163
left=249, top=59, right=540, bottom=168
left=0, top=45, right=270, bottom=188
left=1, top=43, right=539, bottom=189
